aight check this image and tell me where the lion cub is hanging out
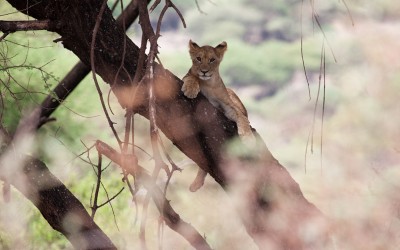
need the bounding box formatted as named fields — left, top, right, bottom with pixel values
left=181, top=40, right=254, bottom=191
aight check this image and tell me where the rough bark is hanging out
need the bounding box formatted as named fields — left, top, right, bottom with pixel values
left=5, top=0, right=329, bottom=249
left=0, top=109, right=116, bottom=249
left=13, top=157, right=117, bottom=250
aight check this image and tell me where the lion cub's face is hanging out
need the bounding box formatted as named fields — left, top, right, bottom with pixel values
left=188, top=40, right=227, bottom=81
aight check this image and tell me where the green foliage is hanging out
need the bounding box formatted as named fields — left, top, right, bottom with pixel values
left=159, top=50, right=191, bottom=78
left=0, top=31, right=78, bottom=130
left=28, top=211, right=69, bottom=249
left=222, top=39, right=319, bottom=88
left=0, top=231, right=10, bottom=250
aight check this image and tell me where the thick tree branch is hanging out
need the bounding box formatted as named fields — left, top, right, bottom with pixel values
left=40, top=61, right=90, bottom=119
left=40, top=0, right=150, bottom=120
left=0, top=110, right=116, bottom=250
left=17, top=157, right=117, bottom=250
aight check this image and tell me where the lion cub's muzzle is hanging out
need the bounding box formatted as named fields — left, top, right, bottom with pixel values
left=199, top=70, right=212, bottom=80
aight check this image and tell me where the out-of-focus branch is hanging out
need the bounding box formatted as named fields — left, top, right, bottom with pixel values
left=0, top=110, right=116, bottom=249
left=16, top=157, right=117, bottom=250
left=95, top=140, right=212, bottom=250
left=134, top=1, right=187, bottom=246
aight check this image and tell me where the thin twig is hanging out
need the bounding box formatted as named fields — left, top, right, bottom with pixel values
left=150, top=0, right=162, bottom=12
left=320, top=44, right=326, bottom=173
left=168, top=0, right=186, bottom=28
left=121, top=109, right=137, bottom=197
left=157, top=134, right=181, bottom=194
left=300, top=0, right=311, bottom=100
left=123, top=110, right=132, bottom=153
left=97, top=187, right=125, bottom=208
left=95, top=140, right=212, bottom=250
left=0, top=32, right=9, bottom=42
left=194, top=0, right=206, bottom=14
left=310, top=40, right=325, bottom=154
left=340, top=0, right=354, bottom=26
left=90, top=0, right=122, bottom=147
left=313, top=14, right=337, bottom=63
left=110, top=0, right=122, bottom=12
left=91, top=153, right=103, bottom=218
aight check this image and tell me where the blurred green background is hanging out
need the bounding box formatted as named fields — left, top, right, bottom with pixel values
left=1, top=0, right=400, bottom=249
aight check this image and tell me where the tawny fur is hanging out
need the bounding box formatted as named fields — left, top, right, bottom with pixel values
left=181, top=40, right=254, bottom=191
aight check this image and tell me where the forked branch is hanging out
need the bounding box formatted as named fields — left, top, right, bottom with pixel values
left=95, top=140, right=212, bottom=250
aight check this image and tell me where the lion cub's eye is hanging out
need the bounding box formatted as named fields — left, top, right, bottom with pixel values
left=209, top=58, right=216, bottom=63
left=196, top=57, right=202, bottom=62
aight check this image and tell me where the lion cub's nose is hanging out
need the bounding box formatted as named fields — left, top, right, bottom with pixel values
left=200, top=70, right=208, bottom=74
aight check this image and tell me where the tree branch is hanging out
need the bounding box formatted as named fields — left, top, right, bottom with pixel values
left=95, top=140, right=212, bottom=250
left=39, top=0, right=151, bottom=121
left=0, top=110, right=116, bottom=250
left=20, top=157, right=117, bottom=250
left=0, top=20, right=59, bottom=32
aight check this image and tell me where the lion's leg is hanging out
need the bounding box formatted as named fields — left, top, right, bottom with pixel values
left=236, top=113, right=253, bottom=138
left=220, top=102, right=238, bottom=122
left=182, top=74, right=201, bottom=98
left=221, top=102, right=254, bottom=139
left=189, top=168, right=207, bottom=192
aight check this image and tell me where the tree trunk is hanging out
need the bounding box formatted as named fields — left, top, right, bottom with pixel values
left=5, top=0, right=329, bottom=249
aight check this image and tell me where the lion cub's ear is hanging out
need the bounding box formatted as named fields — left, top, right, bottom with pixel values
left=215, top=41, right=227, bottom=57
left=189, top=40, right=200, bottom=52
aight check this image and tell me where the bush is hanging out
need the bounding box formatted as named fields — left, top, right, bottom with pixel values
left=220, top=39, right=322, bottom=90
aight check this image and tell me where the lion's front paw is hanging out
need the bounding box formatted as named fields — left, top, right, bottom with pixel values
left=181, top=80, right=200, bottom=99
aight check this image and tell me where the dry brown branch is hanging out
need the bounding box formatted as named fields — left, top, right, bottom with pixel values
left=91, top=153, right=103, bottom=218
left=121, top=109, right=137, bottom=196
left=149, top=0, right=161, bottom=12
left=95, top=140, right=212, bottom=250
left=134, top=2, right=187, bottom=245
left=89, top=152, right=124, bottom=230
